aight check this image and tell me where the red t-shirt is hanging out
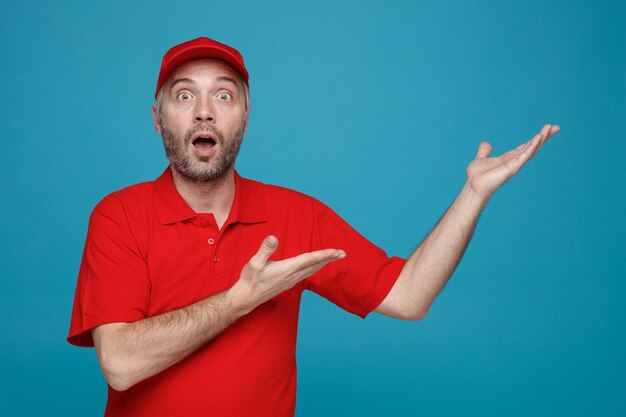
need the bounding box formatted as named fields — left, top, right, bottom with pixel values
left=67, top=166, right=406, bottom=417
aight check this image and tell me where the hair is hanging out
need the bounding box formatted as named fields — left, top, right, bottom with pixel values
left=155, top=76, right=251, bottom=122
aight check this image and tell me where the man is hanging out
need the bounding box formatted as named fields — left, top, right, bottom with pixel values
left=67, top=37, right=559, bottom=416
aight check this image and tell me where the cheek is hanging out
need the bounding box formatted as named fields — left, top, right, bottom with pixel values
left=223, top=109, right=246, bottom=128
left=161, top=111, right=191, bottom=133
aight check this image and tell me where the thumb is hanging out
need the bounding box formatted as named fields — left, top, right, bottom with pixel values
left=475, top=141, right=492, bottom=158
left=252, top=235, right=279, bottom=266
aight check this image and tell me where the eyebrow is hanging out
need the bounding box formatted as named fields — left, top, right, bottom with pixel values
left=170, top=77, right=194, bottom=90
left=215, top=76, right=238, bottom=87
left=169, top=76, right=239, bottom=91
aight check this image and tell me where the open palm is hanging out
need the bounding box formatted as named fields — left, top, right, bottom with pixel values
left=466, top=124, right=560, bottom=200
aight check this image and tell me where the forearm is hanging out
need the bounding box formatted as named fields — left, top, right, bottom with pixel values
left=95, top=234, right=343, bottom=391
left=399, top=182, right=488, bottom=318
left=99, top=284, right=250, bottom=391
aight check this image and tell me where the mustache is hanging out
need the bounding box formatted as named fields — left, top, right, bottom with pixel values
left=184, top=124, right=225, bottom=143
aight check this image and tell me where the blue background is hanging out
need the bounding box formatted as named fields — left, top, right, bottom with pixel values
left=1, top=0, right=624, bottom=415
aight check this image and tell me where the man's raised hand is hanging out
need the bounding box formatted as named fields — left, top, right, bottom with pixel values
left=230, top=235, right=346, bottom=315
left=465, top=123, right=561, bottom=201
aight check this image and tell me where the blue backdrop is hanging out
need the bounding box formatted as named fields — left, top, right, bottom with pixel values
left=1, top=0, right=624, bottom=415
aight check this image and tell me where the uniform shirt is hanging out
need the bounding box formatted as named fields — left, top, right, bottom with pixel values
left=67, top=166, right=406, bottom=417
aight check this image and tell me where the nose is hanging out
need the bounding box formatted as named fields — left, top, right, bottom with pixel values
left=193, top=95, right=215, bottom=123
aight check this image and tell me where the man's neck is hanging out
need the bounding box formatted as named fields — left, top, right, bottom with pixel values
left=170, top=167, right=236, bottom=229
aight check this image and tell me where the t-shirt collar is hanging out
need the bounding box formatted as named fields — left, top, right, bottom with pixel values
left=153, top=166, right=267, bottom=225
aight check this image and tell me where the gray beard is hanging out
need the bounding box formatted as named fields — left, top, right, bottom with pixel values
left=159, top=117, right=246, bottom=183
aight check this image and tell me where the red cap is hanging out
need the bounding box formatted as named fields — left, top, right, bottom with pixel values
left=154, top=36, right=249, bottom=99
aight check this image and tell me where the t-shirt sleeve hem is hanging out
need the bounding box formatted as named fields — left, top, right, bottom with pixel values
left=67, top=312, right=146, bottom=348
left=354, top=256, right=407, bottom=319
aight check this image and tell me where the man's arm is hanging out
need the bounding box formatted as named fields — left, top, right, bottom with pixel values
left=93, top=288, right=242, bottom=392
left=375, top=182, right=486, bottom=320
left=93, top=235, right=345, bottom=391
left=375, top=124, right=560, bottom=320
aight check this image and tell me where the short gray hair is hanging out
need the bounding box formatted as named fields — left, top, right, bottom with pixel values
left=155, top=80, right=251, bottom=122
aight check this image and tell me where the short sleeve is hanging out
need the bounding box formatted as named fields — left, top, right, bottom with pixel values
left=67, top=197, right=151, bottom=347
left=304, top=199, right=406, bottom=319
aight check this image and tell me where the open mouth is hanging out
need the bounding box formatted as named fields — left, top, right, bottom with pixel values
left=192, top=136, right=217, bottom=149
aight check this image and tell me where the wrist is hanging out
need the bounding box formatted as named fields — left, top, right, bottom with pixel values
left=225, top=280, right=255, bottom=317
left=460, top=181, right=490, bottom=210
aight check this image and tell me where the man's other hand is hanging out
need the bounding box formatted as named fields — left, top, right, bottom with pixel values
left=231, top=235, right=346, bottom=314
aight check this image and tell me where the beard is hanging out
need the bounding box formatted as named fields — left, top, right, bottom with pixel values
left=159, top=116, right=246, bottom=183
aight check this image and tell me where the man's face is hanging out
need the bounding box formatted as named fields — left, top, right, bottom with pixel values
left=152, top=58, right=248, bottom=182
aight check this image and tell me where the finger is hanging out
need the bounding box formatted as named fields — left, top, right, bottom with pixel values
left=529, top=124, right=546, bottom=143
left=516, top=128, right=544, bottom=154
left=539, top=123, right=552, bottom=138
left=518, top=133, right=542, bottom=164
left=505, top=134, right=538, bottom=162
left=292, top=250, right=347, bottom=281
left=501, top=138, right=533, bottom=161
left=503, top=133, right=541, bottom=173
left=548, top=124, right=560, bottom=138
left=538, top=124, right=560, bottom=148
left=250, top=235, right=279, bottom=268
left=475, top=141, right=492, bottom=159
left=295, top=259, right=340, bottom=281
left=530, top=124, right=560, bottom=158
left=281, top=249, right=346, bottom=275
left=505, top=124, right=558, bottom=163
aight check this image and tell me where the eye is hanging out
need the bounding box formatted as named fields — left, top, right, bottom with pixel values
left=218, top=92, right=233, bottom=101
left=177, top=92, right=192, bottom=101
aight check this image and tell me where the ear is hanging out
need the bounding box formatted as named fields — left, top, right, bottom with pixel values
left=151, top=103, right=162, bottom=135
left=243, top=111, right=249, bottom=134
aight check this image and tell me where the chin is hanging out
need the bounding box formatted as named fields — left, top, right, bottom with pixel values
left=186, top=165, right=231, bottom=182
